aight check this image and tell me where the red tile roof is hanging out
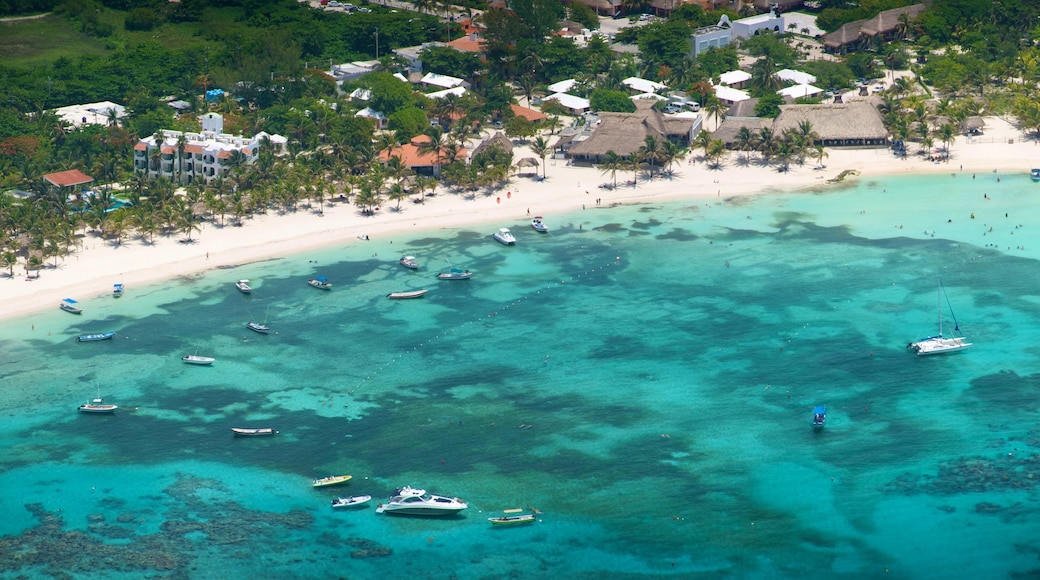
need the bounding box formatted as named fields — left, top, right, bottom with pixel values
left=378, top=143, right=466, bottom=167
left=42, top=169, right=93, bottom=187
left=134, top=142, right=148, bottom=151
left=161, top=145, right=175, bottom=154
left=217, top=150, right=233, bottom=159
left=185, top=144, right=204, bottom=154
left=510, top=104, right=546, bottom=122
left=448, top=35, right=484, bottom=53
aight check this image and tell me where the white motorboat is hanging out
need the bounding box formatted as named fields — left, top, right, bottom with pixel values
left=436, top=268, right=472, bottom=280
left=79, top=387, right=117, bottom=414
left=493, top=228, right=516, bottom=245
left=907, top=276, right=972, bottom=355
left=375, top=486, right=468, bottom=516
left=387, top=289, right=428, bottom=299
left=246, top=322, right=270, bottom=334
left=400, top=256, right=420, bottom=269
left=231, top=427, right=277, bottom=436
left=308, top=276, right=333, bottom=290
left=236, top=280, right=253, bottom=294
left=530, top=217, right=548, bottom=233
left=332, top=495, right=372, bottom=508
left=182, top=353, right=215, bottom=365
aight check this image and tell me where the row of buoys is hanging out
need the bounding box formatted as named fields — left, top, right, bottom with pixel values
left=350, top=256, right=624, bottom=392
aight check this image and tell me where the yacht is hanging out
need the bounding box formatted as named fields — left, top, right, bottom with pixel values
left=236, top=280, right=253, bottom=294
left=375, top=486, right=468, bottom=516
left=530, top=217, right=548, bottom=233
left=493, top=228, right=517, bottom=245
left=400, top=256, right=420, bottom=269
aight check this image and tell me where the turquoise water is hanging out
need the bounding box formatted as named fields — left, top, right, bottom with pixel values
left=2, top=171, right=1040, bottom=578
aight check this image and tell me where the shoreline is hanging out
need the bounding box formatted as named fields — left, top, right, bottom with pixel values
left=1, top=115, right=1031, bottom=323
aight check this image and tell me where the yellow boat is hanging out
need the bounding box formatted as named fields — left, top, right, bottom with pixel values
left=312, top=475, right=352, bottom=488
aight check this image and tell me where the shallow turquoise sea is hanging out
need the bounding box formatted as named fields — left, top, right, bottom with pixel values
left=2, top=171, right=1040, bottom=579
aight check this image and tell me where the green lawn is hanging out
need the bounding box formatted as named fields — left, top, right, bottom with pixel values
left=0, top=15, right=110, bottom=68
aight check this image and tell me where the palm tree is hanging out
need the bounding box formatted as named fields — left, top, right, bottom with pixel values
left=735, top=126, right=757, bottom=164
left=638, top=136, right=662, bottom=180
left=416, top=126, right=449, bottom=176
left=703, top=96, right=726, bottom=130
left=598, top=151, right=624, bottom=189
left=176, top=134, right=188, bottom=185
left=706, top=139, right=726, bottom=168
left=757, top=128, right=777, bottom=161
left=694, top=130, right=712, bottom=161
left=814, top=144, right=828, bottom=168
left=530, top=136, right=552, bottom=180
left=660, top=140, right=685, bottom=175
left=938, top=124, right=956, bottom=161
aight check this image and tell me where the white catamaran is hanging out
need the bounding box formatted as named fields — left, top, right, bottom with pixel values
left=908, top=277, right=972, bottom=356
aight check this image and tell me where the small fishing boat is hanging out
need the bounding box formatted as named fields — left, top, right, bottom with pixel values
left=400, top=256, right=420, bottom=269
left=812, top=405, right=826, bottom=428
left=231, top=427, right=277, bottom=436
left=331, top=495, right=372, bottom=508
left=113, top=283, right=124, bottom=297
left=79, top=388, right=117, bottom=414
left=493, top=227, right=517, bottom=245
left=76, top=332, right=115, bottom=342
left=308, top=276, right=333, bottom=290
left=236, top=280, right=253, bottom=294
left=182, top=349, right=215, bottom=365
left=1031, top=168, right=1040, bottom=181
left=313, top=475, right=353, bottom=488
left=436, top=268, right=472, bottom=280
left=246, top=322, right=270, bottom=334
left=387, top=289, right=428, bottom=299
left=531, top=217, right=548, bottom=233
left=60, top=298, right=82, bottom=314
left=488, top=513, right=537, bottom=526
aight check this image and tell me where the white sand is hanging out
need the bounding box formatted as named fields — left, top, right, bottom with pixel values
left=1, top=114, right=1031, bottom=322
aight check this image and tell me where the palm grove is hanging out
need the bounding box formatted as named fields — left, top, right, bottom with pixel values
left=2, top=0, right=1040, bottom=276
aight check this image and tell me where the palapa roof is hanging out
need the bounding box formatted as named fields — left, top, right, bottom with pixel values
left=471, top=132, right=513, bottom=158
left=962, top=116, right=985, bottom=130
left=712, top=117, right=772, bottom=146
left=568, top=102, right=696, bottom=158
left=43, top=169, right=93, bottom=188
left=823, top=3, right=926, bottom=48
left=772, top=101, right=888, bottom=141
left=516, top=157, right=540, bottom=167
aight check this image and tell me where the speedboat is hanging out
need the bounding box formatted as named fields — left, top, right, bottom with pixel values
left=493, top=228, right=517, bottom=245
left=387, top=289, right=428, bottom=299
left=436, top=268, right=472, bottom=280
left=332, top=495, right=372, bottom=508
left=313, top=475, right=352, bottom=488
left=531, top=217, right=548, bottom=233
left=246, top=322, right=270, bottom=334
left=60, top=298, right=82, bottom=314
left=79, top=397, right=117, bottom=414
left=308, top=276, right=333, bottom=290
left=182, top=354, right=215, bottom=365
left=113, top=283, right=124, bottom=297
left=812, top=405, right=826, bottom=428
left=400, top=256, right=420, bottom=269
left=375, top=486, right=468, bottom=516
left=76, top=332, right=115, bottom=342
left=231, top=427, right=277, bottom=436
left=1031, top=168, right=1040, bottom=181
left=236, top=280, right=253, bottom=294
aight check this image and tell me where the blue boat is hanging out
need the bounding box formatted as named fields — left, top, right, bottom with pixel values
left=113, top=283, right=124, bottom=297
left=812, top=405, right=826, bottom=428
left=77, top=332, right=115, bottom=342
left=60, top=298, right=82, bottom=314
left=1031, top=168, right=1040, bottom=181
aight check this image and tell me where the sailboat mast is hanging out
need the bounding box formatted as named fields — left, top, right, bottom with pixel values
left=937, top=276, right=943, bottom=337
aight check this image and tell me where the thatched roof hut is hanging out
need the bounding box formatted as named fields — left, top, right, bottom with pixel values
left=962, top=116, right=985, bottom=134
left=516, top=157, right=540, bottom=175
left=772, top=102, right=889, bottom=146
left=712, top=117, right=773, bottom=147
left=471, top=132, right=513, bottom=159
left=568, top=101, right=698, bottom=162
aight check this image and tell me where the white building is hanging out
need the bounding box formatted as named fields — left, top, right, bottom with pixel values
left=420, top=72, right=468, bottom=90
left=776, top=69, right=817, bottom=85
left=778, top=84, right=823, bottom=99
left=544, top=93, right=591, bottom=115
left=52, top=101, right=127, bottom=128
left=133, top=113, right=287, bottom=184
left=690, top=22, right=732, bottom=57
left=713, top=85, right=751, bottom=105
left=622, top=77, right=668, bottom=95
left=730, top=8, right=784, bottom=40
left=718, top=70, right=752, bottom=88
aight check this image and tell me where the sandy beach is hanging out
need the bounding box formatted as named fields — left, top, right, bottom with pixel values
left=1, top=114, right=1031, bottom=322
